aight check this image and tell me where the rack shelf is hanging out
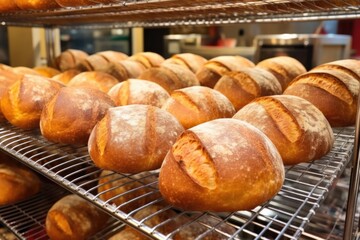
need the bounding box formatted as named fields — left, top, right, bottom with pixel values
left=0, top=0, right=359, bottom=27
left=0, top=122, right=354, bottom=239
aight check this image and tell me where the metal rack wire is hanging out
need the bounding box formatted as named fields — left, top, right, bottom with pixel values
left=0, top=122, right=354, bottom=239
left=0, top=0, right=359, bottom=27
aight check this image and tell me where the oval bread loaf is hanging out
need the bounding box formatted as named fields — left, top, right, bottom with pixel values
left=129, top=52, right=165, bottom=68
left=161, top=86, right=235, bottom=129
left=159, top=118, right=284, bottom=212
left=162, top=53, right=207, bottom=73
left=214, top=67, right=282, bottom=111
left=67, top=71, right=119, bottom=93
left=40, top=87, right=115, bottom=145
left=54, top=49, right=89, bottom=72
left=88, top=104, right=184, bottom=173
left=233, top=95, right=334, bottom=165
left=283, top=69, right=359, bottom=127
left=311, top=59, right=360, bottom=81
left=100, top=60, right=146, bottom=82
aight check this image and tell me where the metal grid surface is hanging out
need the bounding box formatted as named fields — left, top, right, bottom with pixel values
left=0, top=122, right=354, bottom=239
left=0, top=0, right=359, bottom=27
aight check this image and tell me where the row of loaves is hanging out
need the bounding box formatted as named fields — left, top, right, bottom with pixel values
left=0, top=50, right=359, bottom=214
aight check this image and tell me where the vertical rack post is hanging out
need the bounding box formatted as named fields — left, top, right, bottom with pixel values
left=44, top=26, right=60, bottom=67
left=344, top=94, right=360, bottom=239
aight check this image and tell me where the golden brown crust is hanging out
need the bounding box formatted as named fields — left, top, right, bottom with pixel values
left=100, top=60, right=146, bottom=82
left=14, top=0, right=60, bottom=9
left=129, top=52, right=165, bottom=68
left=33, top=66, right=61, bottom=78
left=40, top=87, right=115, bottom=145
left=45, top=194, right=109, bottom=240
left=52, top=69, right=81, bottom=85
left=0, top=69, right=22, bottom=122
left=76, top=54, right=110, bottom=72
left=55, top=0, right=95, bottom=6
left=0, top=0, right=19, bottom=12
left=312, top=59, right=360, bottom=81
left=88, top=105, right=184, bottom=173
left=96, top=50, right=128, bottom=62
left=163, top=53, right=207, bottom=73
left=55, top=49, right=89, bottom=72
left=162, top=86, right=235, bottom=129
left=283, top=69, right=359, bottom=127
left=11, top=67, right=42, bottom=77
left=67, top=71, right=119, bottom=93
left=159, top=118, right=284, bottom=212
left=233, top=95, right=334, bottom=165
left=1, top=75, right=64, bottom=129
left=107, top=79, right=170, bottom=108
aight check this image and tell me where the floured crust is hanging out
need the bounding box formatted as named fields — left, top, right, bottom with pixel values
left=159, top=118, right=284, bottom=212
left=163, top=53, right=207, bottom=73
left=129, top=52, right=165, bottom=68
left=67, top=71, right=119, bottom=93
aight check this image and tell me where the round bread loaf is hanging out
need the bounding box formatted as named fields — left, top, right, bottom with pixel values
left=52, top=69, right=81, bottom=85
left=96, top=50, right=128, bottom=62
left=67, top=71, right=118, bottom=93
left=214, top=67, right=282, bottom=111
left=45, top=194, right=109, bottom=240
left=88, top=105, right=184, bottom=173
left=11, top=66, right=42, bottom=77
left=54, top=49, right=89, bottom=72
left=1, top=74, right=64, bottom=129
left=0, top=156, right=41, bottom=205
left=76, top=54, right=110, bottom=72
left=138, top=63, right=200, bottom=93
left=108, top=79, right=170, bottom=108
left=100, top=60, right=146, bottom=82
left=162, top=53, right=207, bottom=73
left=283, top=69, right=359, bottom=127
left=97, top=170, right=160, bottom=213
left=0, top=69, right=22, bottom=122
left=158, top=118, right=284, bottom=212
left=33, top=66, right=61, bottom=78
left=55, top=0, right=95, bottom=7
left=162, top=86, right=235, bottom=129
left=0, top=0, right=19, bottom=12
left=129, top=52, right=165, bottom=68
left=196, top=55, right=255, bottom=88
left=14, top=0, right=60, bottom=9
left=256, top=56, right=307, bottom=92
left=40, top=87, right=115, bottom=145
left=233, top=95, right=334, bottom=165
left=311, top=59, right=360, bottom=81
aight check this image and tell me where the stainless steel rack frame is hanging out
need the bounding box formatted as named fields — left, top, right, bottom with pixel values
left=0, top=123, right=354, bottom=239
left=0, top=0, right=359, bottom=27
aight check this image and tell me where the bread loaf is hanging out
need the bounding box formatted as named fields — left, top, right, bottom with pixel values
left=40, top=87, right=115, bottom=145
left=233, top=95, right=334, bottom=165
left=129, top=52, right=165, bottom=68
left=33, top=66, right=61, bottom=78
left=214, top=67, right=282, bottom=111
left=0, top=155, right=41, bottom=205
left=54, top=49, right=89, bottom=72
left=11, top=66, right=42, bottom=77
left=1, top=74, right=64, bottom=129
left=88, top=105, right=184, bottom=173
left=14, top=0, right=60, bottom=9
left=196, top=55, right=255, bottom=88
left=159, top=118, right=284, bottom=212
left=312, top=59, right=360, bottom=81
left=0, top=69, right=22, bottom=122
left=67, top=71, right=118, bottom=93
left=45, top=194, right=109, bottom=240
left=96, top=50, right=128, bottom=62
left=97, top=170, right=160, bottom=213
left=100, top=60, right=146, bottom=82
left=52, top=69, right=81, bottom=85
left=108, top=79, right=170, bottom=108
left=256, top=56, right=307, bottom=91
left=77, top=54, right=110, bottom=72
left=283, top=69, right=359, bottom=127
left=139, top=63, right=200, bottom=93
left=0, top=0, right=19, bottom=12
left=163, top=53, right=207, bottom=73
left=162, top=86, right=235, bottom=129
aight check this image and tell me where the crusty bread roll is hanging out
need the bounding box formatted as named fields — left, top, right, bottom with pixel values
left=40, top=87, right=115, bottom=145
left=96, top=50, right=128, bottom=62
left=129, top=52, right=165, bottom=68
left=159, top=118, right=284, bottom=212
left=108, top=79, right=170, bottom=108
left=256, top=56, right=307, bottom=92
left=52, top=69, right=81, bottom=85
left=162, top=53, right=207, bottom=73
left=33, top=66, right=61, bottom=78
left=0, top=0, right=19, bottom=12
left=0, top=69, right=22, bottom=122
left=14, top=0, right=60, bottom=9
left=311, top=59, right=360, bottom=81
left=196, top=55, right=255, bottom=88
left=88, top=105, right=184, bottom=173
left=67, top=71, right=118, bottom=93
left=233, top=95, right=334, bottom=165
left=139, top=63, right=200, bottom=93
left=54, top=49, right=89, bottom=72
left=214, top=67, right=282, bottom=111
left=55, top=0, right=96, bottom=7
left=11, top=66, right=42, bottom=77
left=283, top=69, right=359, bottom=127
left=1, top=74, right=64, bottom=129
left=162, top=86, right=235, bottom=129
left=99, top=60, right=146, bottom=82
left=0, top=155, right=41, bottom=205
left=45, top=194, right=109, bottom=240
left=97, top=170, right=160, bottom=213
left=77, top=51, right=127, bottom=72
